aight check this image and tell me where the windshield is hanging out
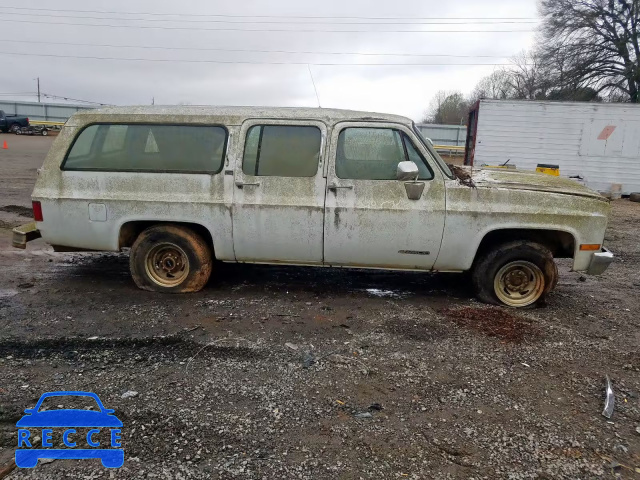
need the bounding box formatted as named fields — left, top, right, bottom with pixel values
left=412, top=124, right=454, bottom=179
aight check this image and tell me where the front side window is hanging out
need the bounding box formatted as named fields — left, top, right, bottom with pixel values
left=63, top=124, right=228, bottom=173
left=242, top=125, right=321, bottom=177
left=336, top=127, right=433, bottom=180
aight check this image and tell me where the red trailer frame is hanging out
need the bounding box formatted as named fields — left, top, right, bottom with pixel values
left=463, top=101, right=480, bottom=166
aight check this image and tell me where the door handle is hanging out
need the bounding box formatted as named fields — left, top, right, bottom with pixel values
left=235, top=180, right=260, bottom=188
left=328, top=183, right=353, bottom=191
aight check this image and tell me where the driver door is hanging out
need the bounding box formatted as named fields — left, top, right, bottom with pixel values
left=323, top=122, right=446, bottom=270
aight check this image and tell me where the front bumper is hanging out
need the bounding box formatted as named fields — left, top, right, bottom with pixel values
left=586, top=247, right=614, bottom=275
left=12, top=222, right=41, bottom=249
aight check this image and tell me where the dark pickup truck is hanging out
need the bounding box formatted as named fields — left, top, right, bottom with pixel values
left=0, top=110, right=29, bottom=133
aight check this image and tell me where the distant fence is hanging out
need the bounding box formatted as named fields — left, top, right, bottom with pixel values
left=416, top=124, right=467, bottom=147
left=0, top=100, right=94, bottom=123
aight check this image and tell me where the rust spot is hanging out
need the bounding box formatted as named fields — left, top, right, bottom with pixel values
left=441, top=306, right=540, bottom=342
left=448, top=164, right=476, bottom=188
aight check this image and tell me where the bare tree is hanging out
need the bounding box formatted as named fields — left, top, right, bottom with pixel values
left=505, top=51, right=552, bottom=100
left=539, top=0, right=640, bottom=102
left=469, top=51, right=552, bottom=103
left=469, top=69, right=515, bottom=102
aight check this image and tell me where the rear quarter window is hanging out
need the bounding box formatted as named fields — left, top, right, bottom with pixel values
left=62, top=124, right=228, bottom=173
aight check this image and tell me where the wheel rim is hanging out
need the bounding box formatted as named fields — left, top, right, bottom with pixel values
left=494, top=260, right=545, bottom=307
left=144, top=243, right=189, bottom=287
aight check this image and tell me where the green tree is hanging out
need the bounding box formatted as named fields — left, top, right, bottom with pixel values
left=423, top=91, right=470, bottom=125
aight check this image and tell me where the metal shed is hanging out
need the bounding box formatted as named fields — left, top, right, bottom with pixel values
left=0, top=100, right=93, bottom=123
left=415, top=124, right=467, bottom=147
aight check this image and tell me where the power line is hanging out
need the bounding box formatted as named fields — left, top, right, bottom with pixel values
left=0, top=6, right=537, bottom=21
left=0, top=50, right=518, bottom=66
left=4, top=39, right=515, bottom=59
left=0, top=19, right=534, bottom=34
left=0, top=11, right=537, bottom=25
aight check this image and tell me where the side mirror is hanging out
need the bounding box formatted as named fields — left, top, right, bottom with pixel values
left=397, top=161, right=419, bottom=182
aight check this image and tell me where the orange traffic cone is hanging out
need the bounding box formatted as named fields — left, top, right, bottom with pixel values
left=2, top=140, right=7, bottom=150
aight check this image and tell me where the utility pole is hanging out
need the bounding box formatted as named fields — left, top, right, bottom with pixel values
left=37, top=77, right=41, bottom=103
left=151, top=96, right=155, bottom=105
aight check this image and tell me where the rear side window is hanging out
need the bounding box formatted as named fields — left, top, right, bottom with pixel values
left=242, top=125, right=321, bottom=177
left=336, top=127, right=433, bottom=180
left=63, top=124, right=228, bottom=173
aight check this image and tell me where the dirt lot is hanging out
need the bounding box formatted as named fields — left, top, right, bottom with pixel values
left=0, top=134, right=639, bottom=479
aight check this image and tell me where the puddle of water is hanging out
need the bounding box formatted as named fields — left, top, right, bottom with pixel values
left=365, top=288, right=407, bottom=299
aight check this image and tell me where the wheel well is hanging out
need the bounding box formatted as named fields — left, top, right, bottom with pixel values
left=475, top=229, right=575, bottom=260
left=119, top=221, right=214, bottom=252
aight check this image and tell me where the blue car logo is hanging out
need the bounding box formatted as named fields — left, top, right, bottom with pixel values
left=16, top=391, right=123, bottom=468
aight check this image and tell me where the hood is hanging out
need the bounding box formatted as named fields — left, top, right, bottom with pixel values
left=464, top=167, right=607, bottom=201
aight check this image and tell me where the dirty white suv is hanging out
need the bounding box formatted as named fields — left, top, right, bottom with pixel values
left=13, top=106, right=613, bottom=307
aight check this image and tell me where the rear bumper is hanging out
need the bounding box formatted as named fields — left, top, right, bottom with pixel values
left=12, top=222, right=41, bottom=249
left=586, top=247, right=614, bottom=275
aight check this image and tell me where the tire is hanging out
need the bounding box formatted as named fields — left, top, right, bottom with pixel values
left=41, top=129, right=48, bottom=136
left=630, top=193, right=640, bottom=203
left=472, top=241, right=557, bottom=308
left=129, top=225, right=212, bottom=293
left=9, top=123, right=20, bottom=133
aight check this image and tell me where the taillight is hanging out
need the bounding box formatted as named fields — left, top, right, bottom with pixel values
left=32, top=201, right=43, bottom=222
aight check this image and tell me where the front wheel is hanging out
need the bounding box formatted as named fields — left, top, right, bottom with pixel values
left=130, top=225, right=212, bottom=293
left=472, top=241, right=558, bottom=308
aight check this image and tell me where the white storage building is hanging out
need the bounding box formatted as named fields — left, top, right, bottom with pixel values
left=464, top=100, right=640, bottom=195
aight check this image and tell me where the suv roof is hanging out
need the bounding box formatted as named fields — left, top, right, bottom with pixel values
left=66, top=105, right=413, bottom=127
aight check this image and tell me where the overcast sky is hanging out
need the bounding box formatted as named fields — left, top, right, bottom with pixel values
left=0, top=0, right=538, bottom=121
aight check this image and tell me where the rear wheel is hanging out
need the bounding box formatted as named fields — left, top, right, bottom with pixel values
left=472, top=241, right=557, bottom=308
left=9, top=123, right=20, bottom=133
left=130, top=225, right=212, bottom=293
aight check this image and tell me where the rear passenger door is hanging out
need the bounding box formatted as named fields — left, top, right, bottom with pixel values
left=232, top=119, right=327, bottom=264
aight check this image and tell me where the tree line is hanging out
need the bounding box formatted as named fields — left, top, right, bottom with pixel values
left=423, top=0, right=639, bottom=124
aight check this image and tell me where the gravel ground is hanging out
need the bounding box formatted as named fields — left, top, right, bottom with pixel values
left=0, top=134, right=639, bottom=479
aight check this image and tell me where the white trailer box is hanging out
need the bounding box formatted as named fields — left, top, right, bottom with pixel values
left=464, top=99, right=640, bottom=195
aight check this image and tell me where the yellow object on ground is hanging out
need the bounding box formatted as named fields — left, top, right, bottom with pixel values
left=536, top=164, right=560, bottom=176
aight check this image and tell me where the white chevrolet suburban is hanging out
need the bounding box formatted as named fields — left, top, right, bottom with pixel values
left=13, top=106, right=613, bottom=307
